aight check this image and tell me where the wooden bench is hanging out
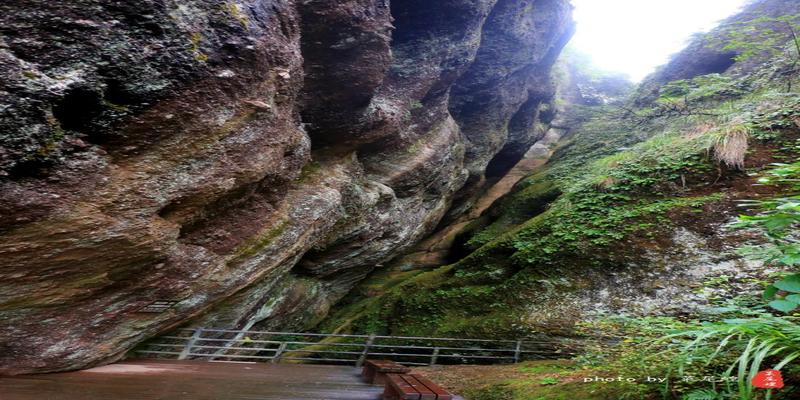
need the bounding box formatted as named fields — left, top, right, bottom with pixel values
left=383, top=373, right=453, bottom=400
left=362, top=359, right=411, bottom=385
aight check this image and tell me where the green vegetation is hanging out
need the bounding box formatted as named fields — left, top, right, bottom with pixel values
left=324, top=90, right=799, bottom=341
left=230, top=220, right=289, bottom=264
left=659, top=74, right=749, bottom=104
left=297, top=161, right=322, bottom=183
left=714, top=14, right=800, bottom=64
left=190, top=32, right=208, bottom=62
left=572, top=159, right=800, bottom=400
left=666, top=313, right=800, bottom=400
left=661, top=161, right=800, bottom=399
left=568, top=311, right=800, bottom=399
left=736, top=162, right=800, bottom=312
left=317, top=13, right=800, bottom=400
left=223, top=2, right=249, bottom=28
left=419, top=360, right=650, bottom=400
left=325, top=51, right=800, bottom=334
left=709, top=12, right=800, bottom=91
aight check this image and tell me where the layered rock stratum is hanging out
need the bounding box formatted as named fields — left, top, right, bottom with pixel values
left=0, top=0, right=573, bottom=374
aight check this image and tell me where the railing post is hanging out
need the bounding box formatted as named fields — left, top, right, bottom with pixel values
left=178, top=328, right=203, bottom=360
left=271, top=342, right=288, bottom=364
left=430, top=347, right=440, bottom=366
left=356, top=334, right=376, bottom=367
left=513, top=340, right=523, bottom=363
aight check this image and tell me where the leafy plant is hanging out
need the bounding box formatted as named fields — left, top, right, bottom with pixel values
left=659, top=161, right=800, bottom=399
left=714, top=14, right=800, bottom=63
left=710, top=13, right=800, bottom=91
left=665, top=313, right=800, bottom=400
left=660, top=74, right=749, bottom=105
left=762, top=275, right=800, bottom=312
left=734, top=162, right=800, bottom=312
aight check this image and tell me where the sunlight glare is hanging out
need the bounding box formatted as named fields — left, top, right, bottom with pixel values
left=569, top=0, right=750, bottom=81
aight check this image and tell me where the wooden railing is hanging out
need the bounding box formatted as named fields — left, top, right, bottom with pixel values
left=134, top=328, right=582, bottom=366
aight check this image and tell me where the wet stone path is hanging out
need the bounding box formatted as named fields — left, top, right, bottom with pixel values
left=1, top=359, right=386, bottom=400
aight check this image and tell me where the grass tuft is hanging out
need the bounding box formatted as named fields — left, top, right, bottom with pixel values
left=712, top=122, right=751, bottom=170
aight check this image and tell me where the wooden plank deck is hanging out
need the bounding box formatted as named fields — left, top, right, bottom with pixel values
left=1, top=359, right=386, bottom=400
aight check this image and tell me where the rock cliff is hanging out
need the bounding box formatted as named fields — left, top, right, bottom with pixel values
left=0, top=0, right=574, bottom=374
left=316, top=0, right=800, bottom=341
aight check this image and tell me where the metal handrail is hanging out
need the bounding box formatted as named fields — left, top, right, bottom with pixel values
left=174, top=327, right=567, bottom=344
left=135, top=328, right=583, bottom=367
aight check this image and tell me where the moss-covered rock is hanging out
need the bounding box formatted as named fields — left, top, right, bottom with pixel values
left=319, top=1, right=800, bottom=339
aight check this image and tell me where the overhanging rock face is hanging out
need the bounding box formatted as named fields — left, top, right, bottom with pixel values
left=0, top=0, right=573, bottom=374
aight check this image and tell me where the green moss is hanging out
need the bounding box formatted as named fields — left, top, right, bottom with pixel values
left=466, top=179, right=561, bottom=249
left=470, top=122, right=726, bottom=268
left=34, top=113, right=67, bottom=157
left=223, top=2, right=249, bottom=28
left=319, top=266, right=456, bottom=335
left=406, top=137, right=426, bottom=155
left=229, top=220, right=289, bottom=265
left=487, top=379, right=648, bottom=400
left=297, top=161, right=322, bottom=183
left=517, top=362, right=577, bottom=374
left=454, top=361, right=650, bottom=400
left=190, top=32, right=208, bottom=62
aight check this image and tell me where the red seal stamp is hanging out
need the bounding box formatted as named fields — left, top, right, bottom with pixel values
left=751, top=370, right=784, bottom=389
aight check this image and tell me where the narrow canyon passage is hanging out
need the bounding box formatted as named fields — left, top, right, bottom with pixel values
left=2, top=0, right=800, bottom=399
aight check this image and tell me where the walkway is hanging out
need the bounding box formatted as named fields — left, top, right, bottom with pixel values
left=1, top=359, right=385, bottom=400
